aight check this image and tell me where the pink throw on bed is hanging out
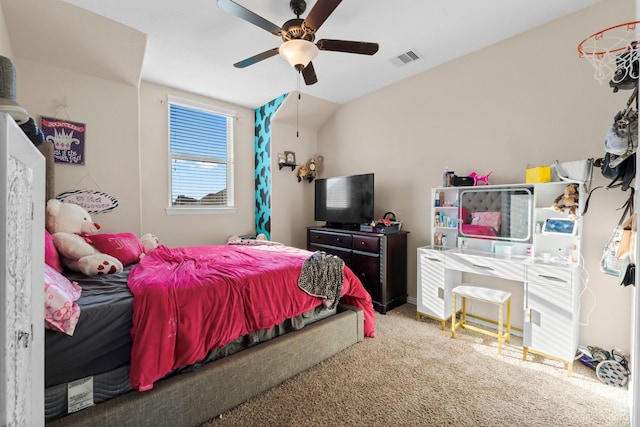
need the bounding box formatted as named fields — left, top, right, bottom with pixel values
left=127, top=244, right=376, bottom=391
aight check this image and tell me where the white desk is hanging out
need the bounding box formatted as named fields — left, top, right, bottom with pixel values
left=417, top=245, right=580, bottom=374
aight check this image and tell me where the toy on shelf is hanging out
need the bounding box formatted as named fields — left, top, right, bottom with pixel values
left=469, top=171, right=493, bottom=186
left=551, top=183, right=580, bottom=219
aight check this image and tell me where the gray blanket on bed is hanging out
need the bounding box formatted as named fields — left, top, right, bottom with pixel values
left=298, top=251, right=344, bottom=310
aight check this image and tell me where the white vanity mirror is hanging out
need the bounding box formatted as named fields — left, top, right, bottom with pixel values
left=458, top=186, right=534, bottom=243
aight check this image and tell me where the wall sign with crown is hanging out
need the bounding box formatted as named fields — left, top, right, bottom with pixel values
left=41, top=116, right=86, bottom=165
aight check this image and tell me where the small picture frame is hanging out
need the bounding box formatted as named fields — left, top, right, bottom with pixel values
left=284, top=151, right=296, bottom=164
left=277, top=152, right=286, bottom=164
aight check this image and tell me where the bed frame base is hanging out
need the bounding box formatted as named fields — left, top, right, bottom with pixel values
left=47, top=304, right=364, bottom=426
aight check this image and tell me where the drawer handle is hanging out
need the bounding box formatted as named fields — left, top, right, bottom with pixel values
left=335, top=238, right=342, bottom=243
left=426, top=257, right=442, bottom=262
left=472, top=264, right=494, bottom=271
left=537, top=274, right=568, bottom=283
left=360, top=241, right=367, bottom=246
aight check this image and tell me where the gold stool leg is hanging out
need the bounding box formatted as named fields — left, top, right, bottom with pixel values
left=451, top=293, right=457, bottom=338
left=497, top=303, right=503, bottom=355
left=506, top=297, right=511, bottom=344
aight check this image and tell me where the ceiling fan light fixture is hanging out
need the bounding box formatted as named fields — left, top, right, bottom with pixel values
left=279, top=39, right=318, bottom=70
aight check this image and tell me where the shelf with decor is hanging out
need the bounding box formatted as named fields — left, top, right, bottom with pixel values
left=431, top=187, right=459, bottom=248
left=278, top=162, right=296, bottom=171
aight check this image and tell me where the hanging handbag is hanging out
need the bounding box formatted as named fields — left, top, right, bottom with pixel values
left=616, top=213, right=636, bottom=261
left=619, top=259, right=636, bottom=287
left=604, top=87, right=638, bottom=168
left=600, top=190, right=634, bottom=277
left=554, top=158, right=594, bottom=191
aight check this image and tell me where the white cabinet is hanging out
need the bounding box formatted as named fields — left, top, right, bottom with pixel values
left=0, top=113, right=45, bottom=427
left=416, top=246, right=460, bottom=329
left=524, top=264, right=579, bottom=372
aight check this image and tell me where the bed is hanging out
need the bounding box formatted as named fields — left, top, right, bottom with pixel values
left=43, top=240, right=375, bottom=426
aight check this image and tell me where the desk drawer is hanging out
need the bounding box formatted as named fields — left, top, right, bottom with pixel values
left=526, top=265, right=572, bottom=289
left=352, top=235, right=380, bottom=254
left=308, top=230, right=352, bottom=249
left=445, top=253, right=525, bottom=281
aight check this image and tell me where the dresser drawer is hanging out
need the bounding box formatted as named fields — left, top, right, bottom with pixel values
left=352, top=235, right=380, bottom=254
left=526, top=265, right=573, bottom=289
left=445, top=253, right=525, bottom=281
left=308, top=230, right=352, bottom=249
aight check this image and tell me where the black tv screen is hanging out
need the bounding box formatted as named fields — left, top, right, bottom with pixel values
left=314, top=173, right=374, bottom=227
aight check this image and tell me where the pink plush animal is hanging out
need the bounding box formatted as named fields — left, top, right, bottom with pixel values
left=469, top=171, right=492, bottom=186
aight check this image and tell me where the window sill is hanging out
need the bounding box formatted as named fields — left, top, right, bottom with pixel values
left=165, top=206, right=237, bottom=215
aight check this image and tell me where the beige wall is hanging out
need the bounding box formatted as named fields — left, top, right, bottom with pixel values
left=271, top=102, right=319, bottom=248
left=318, top=0, right=635, bottom=350
left=0, top=2, right=11, bottom=59
left=15, top=58, right=143, bottom=235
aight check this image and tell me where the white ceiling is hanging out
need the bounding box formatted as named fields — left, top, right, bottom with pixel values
left=51, top=1, right=601, bottom=109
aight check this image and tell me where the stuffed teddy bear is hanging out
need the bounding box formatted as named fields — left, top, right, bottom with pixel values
left=45, top=199, right=159, bottom=276
left=551, top=183, right=580, bottom=219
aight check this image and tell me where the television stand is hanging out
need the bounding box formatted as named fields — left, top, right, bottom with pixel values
left=307, top=226, right=408, bottom=314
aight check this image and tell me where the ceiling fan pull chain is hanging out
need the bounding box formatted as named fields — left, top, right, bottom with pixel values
left=297, top=72, right=301, bottom=138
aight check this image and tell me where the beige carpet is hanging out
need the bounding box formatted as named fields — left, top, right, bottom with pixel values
left=202, top=303, right=630, bottom=426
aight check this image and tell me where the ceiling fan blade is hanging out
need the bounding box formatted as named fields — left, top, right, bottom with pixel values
left=303, top=0, right=342, bottom=33
left=233, top=47, right=280, bottom=68
left=217, top=0, right=282, bottom=36
left=302, top=62, right=318, bottom=85
left=316, top=39, right=379, bottom=55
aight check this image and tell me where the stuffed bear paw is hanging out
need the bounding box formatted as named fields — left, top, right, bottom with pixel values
left=76, top=254, right=123, bottom=276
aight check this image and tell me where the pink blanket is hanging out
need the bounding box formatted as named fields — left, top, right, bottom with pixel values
left=127, top=244, right=375, bottom=391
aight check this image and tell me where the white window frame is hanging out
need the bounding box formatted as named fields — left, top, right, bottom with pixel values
left=165, top=95, right=236, bottom=215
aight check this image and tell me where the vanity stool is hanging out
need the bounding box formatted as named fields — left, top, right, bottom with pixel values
left=451, top=284, right=512, bottom=355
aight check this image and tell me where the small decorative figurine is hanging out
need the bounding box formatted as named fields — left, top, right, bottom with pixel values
left=469, top=171, right=493, bottom=186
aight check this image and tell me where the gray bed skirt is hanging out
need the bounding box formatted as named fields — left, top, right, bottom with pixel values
left=47, top=303, right=365, bottom=427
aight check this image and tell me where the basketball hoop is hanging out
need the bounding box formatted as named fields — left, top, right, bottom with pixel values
left=577, top=21, right=640, bottom=85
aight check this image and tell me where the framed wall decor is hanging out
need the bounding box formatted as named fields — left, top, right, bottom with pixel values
left=41, top=116, right=86, bottom=165
left=284, top=151, right=296, bottom=165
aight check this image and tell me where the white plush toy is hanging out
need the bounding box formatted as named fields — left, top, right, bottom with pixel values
left=45, top=199, right=159, bottom=276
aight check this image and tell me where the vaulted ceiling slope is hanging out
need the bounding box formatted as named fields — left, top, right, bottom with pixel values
left=5, top=0, right=601, bottom=109
left=2, top=0, right=146, bottom=88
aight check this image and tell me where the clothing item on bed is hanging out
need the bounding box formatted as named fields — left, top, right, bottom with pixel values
left=298, top=250, right=344, bottom=309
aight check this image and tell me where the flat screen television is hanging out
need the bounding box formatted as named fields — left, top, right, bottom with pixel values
left=314, top=173, right=374, bottom=229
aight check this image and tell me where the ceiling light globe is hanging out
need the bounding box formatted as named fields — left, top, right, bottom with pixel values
left=279, top=39, right=318, bottom=70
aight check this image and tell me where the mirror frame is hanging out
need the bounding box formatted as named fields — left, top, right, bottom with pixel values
left=458, top=186, right=533, bottom=243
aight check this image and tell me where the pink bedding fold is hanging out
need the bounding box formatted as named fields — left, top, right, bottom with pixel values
left=127, top=244, right=375, bottom=391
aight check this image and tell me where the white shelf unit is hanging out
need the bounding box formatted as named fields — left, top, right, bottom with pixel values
left=430, top=182, right=584, bottom=260
left=431, top=186, right=459, bottom=249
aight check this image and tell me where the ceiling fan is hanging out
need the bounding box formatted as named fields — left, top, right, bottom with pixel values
left=217, top=0, right=379, bottom=85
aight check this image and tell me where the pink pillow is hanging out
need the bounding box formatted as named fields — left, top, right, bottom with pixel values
left=85, top=232, right=145, bottom=266
left=471, top=211, right=501, bottom=231
left=45, top=230, right=63, bottom=272
left=44, top=264, right=82, bottom=335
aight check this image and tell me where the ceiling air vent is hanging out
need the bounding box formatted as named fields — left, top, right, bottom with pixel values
left=390, top=50, right=421, bottom=67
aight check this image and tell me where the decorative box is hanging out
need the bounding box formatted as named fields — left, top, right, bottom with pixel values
left=526, top=166, right=551, bottom=183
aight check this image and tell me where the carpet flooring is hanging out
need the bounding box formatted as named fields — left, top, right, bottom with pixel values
left=202, top=303, right=630, bottom=426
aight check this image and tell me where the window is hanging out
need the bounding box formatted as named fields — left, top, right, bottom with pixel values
left=167, top=96, right=235, bottom=213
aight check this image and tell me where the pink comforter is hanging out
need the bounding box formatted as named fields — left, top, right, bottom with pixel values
left=127, top=244, right=375, bottom=391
